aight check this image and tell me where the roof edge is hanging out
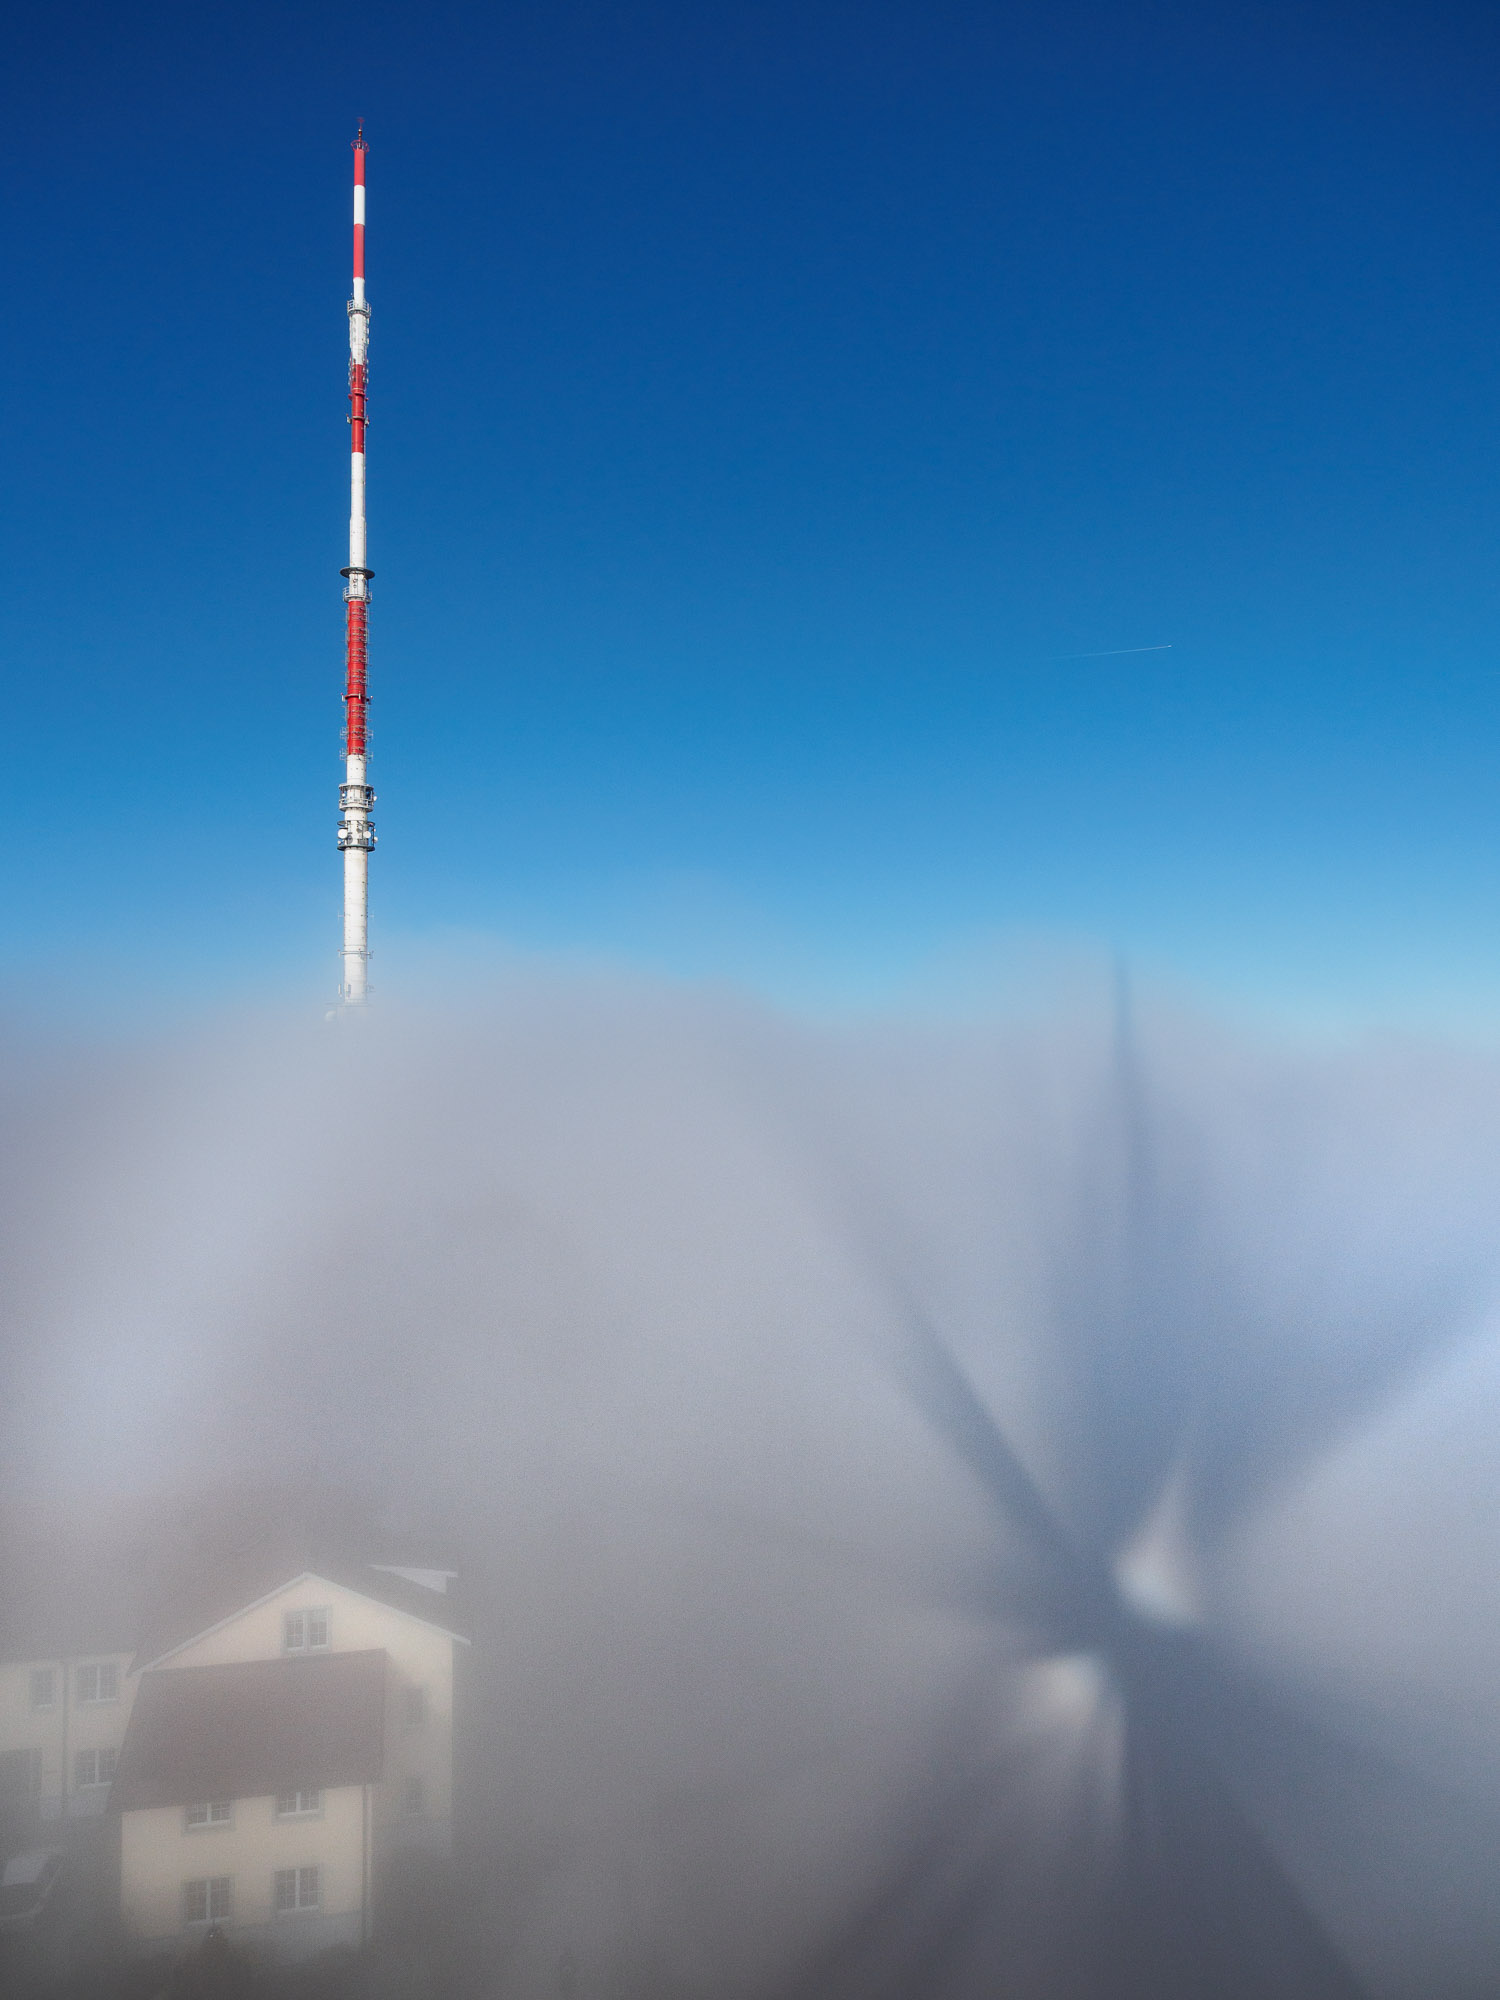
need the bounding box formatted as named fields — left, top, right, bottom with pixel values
left=133, top=1570, right=471, bottom=1674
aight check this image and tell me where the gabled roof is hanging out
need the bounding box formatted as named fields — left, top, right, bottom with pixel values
left=132, top=1563, right=470, bottom=1673
left=0, top=1485, right=467, bottom=1671
left=110, top=1650, right=387, bottom=1812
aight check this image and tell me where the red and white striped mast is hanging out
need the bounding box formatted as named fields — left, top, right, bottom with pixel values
left=337, top=125, right=375, bottom=1004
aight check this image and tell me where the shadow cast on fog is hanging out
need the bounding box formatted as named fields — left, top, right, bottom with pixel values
left=4, top=975, right=1500, bottom=1998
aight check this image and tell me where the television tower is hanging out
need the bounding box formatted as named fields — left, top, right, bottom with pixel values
left=337, top=127, right=376, bottom=1003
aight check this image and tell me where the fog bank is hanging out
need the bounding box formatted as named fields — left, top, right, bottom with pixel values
left=4, top=975, right=1500, bottom=1997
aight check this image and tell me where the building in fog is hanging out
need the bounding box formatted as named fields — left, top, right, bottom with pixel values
left=0, top=1651, right=138, bottom=1828
left=112, top=1647, right=387, bottom=1953
left=114, top=1567, right=467, bottom=1958
left=0, top=1557, right=142, bottom=1831
left=0, top=1537, right=466, bottom=1963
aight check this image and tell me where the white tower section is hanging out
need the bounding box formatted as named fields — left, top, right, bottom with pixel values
left=337, top=133, right=375, bottom=1005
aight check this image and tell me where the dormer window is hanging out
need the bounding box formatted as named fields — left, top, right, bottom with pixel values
left=282, top=1609, right=329, bottom=1654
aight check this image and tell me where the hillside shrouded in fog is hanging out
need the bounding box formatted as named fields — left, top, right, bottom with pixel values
left=5, top=978, right=1500, bottom=1997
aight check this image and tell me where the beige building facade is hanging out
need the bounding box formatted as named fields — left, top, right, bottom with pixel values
left=140, top=1573, right=458, bottom=1854
left=108, top=1569, right=466, bottom=1960
left=0, top=1650, right=138, bottom=1824
left=119, top=1784, right=371, bottom=1956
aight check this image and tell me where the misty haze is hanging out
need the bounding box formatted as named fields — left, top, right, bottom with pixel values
left=9, top=3, right=1500, bottom=1996
left=5, top=979, right=1500, bottom=1997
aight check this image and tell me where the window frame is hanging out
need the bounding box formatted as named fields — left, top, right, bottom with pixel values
left=183, top=1876, right=232, bottom=1927
left=273, top=1865, right=322, bottom=1914
left=282, top=1608, right=331, bottom=1655
left=75, top=1661, right=120, bottom=1704
left=273, top=1788, right=323, bottom=1819
left=74, top=1746, right=118, bottom=1789
left=402, top=1773, right=425, bottom=1817
left=185, top=1800, right=234, bottom=1831
left=29, top=1667, right=55, bottom=1710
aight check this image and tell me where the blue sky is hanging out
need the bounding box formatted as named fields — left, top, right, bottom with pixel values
left=5, top=0, right=1500, bottom=1025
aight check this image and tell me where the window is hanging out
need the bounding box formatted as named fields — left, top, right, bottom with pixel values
left=403, top=1685, right=427, bottom=1727
left=183, top=1877, right=232, bottom=1926
left=75, top=1747, right=117, bottom=1789
left=76, top=1661, right=119, bottom=1703
left=185, top=1801, right=233, bottom=1829
left=402, top=1774, right=425, bottom=1816
left=274, top=1866, right=321, bottom=1913
left=282, top=1609, right=329, bottom=1653
left=29, top=1668, right=55, bottom=1710
left=274, top=1789, right=322, bottom=1818
left=0, top=1749, right=42, bottom=1800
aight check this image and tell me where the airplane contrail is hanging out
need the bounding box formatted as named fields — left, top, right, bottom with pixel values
left=1056, top=643, right=1174, bottom=660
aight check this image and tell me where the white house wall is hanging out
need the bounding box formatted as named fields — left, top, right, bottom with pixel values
left=120, top=1783, right=368, bottom=1954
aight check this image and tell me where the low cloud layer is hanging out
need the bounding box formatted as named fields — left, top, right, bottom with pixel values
left=4, top=975, right=1500, bottom=1997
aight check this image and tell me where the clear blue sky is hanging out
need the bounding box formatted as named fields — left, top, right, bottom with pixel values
left=5, top=0, right=1500, bottom=1025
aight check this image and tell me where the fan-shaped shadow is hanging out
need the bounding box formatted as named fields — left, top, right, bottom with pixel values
left=816, top=1279, right=1372, bottom=1999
